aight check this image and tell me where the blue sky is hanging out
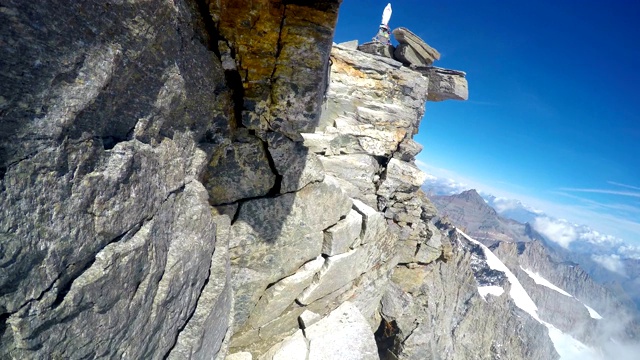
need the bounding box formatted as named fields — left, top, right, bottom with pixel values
left=334, top=1, right=640, bottom=247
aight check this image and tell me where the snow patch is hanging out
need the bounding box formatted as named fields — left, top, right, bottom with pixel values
left=584, top=304, right=603, bottom=320
left=478, top=285, right=505, bottom=300
left=458, top=230, right=601, bottom=360
left=521, top=267, right=573, bottom=297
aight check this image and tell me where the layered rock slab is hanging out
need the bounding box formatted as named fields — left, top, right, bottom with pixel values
left=392, top=27, right=441, bottom=66
left=260, top=302, right=379, bottom=360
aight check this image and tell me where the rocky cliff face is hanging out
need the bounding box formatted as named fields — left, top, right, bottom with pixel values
left=3, top=1, right=570, bottom=359
left=1, top=0, right=340, bottom=358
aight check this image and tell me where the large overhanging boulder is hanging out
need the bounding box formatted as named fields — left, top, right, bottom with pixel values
left=413, top=66, right=469, bottom=101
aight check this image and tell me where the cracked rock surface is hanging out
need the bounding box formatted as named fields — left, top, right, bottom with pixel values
left=0, top=0, right=233, bottom=358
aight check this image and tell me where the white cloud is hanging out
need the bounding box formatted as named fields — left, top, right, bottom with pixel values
left=591, top=254, right=627, bottom=276
left=560, top=188, right=640, bottom=199
left=532, top=217, right=577, bottom=248
left=607, top=181, right=640, bottom=191
left=618, top=245, right=640, bottom=260
left=490, top=196, right=543, bottom=214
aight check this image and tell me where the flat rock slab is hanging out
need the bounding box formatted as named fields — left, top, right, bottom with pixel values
left=337, top=39, right=359, bottom=50
left=306, top=302, right=379, bottom=360
left=395, top=43, right=432, bottom=66
left=392, top=27, right=440, bottom=63
left=357, top=41, right=395, bottom=59
left=412, top=66, right=469, bottom=101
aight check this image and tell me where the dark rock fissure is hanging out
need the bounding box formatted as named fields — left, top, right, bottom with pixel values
left=50, top=260, right=96, bottom=309
left=269, top=4, right=288, bottom=83
left=0, top=312, right=10, bottom=339
left=191, top=0, right=244, bottom=130
left=100, top=135, right=126, bottom=150
left=263, top=138, right=283, bottom=196
left=374, top=317, right=400, bottom=358
left=192, top=0, right=221, bottom=56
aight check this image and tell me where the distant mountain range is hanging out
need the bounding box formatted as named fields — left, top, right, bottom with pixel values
left=427, top=190, right=640, bottom=356
left=430, top=189, right=545, bottom=245
left=423, top=178, right=640, bottom=311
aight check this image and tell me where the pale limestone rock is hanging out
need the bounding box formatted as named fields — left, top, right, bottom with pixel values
left=317, top=46, right=428, bottom=133
left=381, top=281, right=413, bottom=321
left=397, top=240, right=419, bottom=264
left=425, top=67, right=469, bottom=101
left=377, top=159, right=428, bottom=199
left=246, top=257, right=325, bottom=329
left=297, top=248, right=368, bottom=305
left=391, top=266, right=429, bottom=294
left=227, top=352, right=253, bottom=360
left=319, top=154, right=379, bottom=207
left=394, top=138, right=423, bottom=162
left=259, top=330, right=308, bottom=360
left=415, top=243, right=441, bottom=264
left=333, top=117, right=407, bottom=157
left=323, top=209, right=363, bottom=255
left=229, top=179, right=352, bottom=329
left=352, top=199, right=387, bottom=245
left=337, top=39, right=359, bottom=50
left=266, top=132, right=325, bottom=193
left=392, top=27, right=441, bottom=63
left=348, top=252, right=399, bottom=328
left=306, top=302, right=379, bottom=360
left=256, top=306, right=306, bottom=351
left=298, top=310, right=322, bottom=329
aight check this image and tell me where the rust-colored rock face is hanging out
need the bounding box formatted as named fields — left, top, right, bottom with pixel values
left=208, top=0, right=341, bottom=138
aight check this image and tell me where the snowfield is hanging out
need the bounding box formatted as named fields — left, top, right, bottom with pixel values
left=458, top=229, right=602, bottom=360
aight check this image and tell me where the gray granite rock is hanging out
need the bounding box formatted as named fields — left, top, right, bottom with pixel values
left=203, top=130, right=276, bottom=205
left=246, top=257, right=324, bottom=329
left=299, top=310, right=322, bottom=329
left=358, top=41, right=395, bottom=59
left=394, top=138, right=424, bottom=162
left=167, top=215, right=234, bottom=360
left=266, top=131, right=325, bottom=194
left=377, top=159, right=428, bottom=199
left=319, top=155, right=380, bottom=207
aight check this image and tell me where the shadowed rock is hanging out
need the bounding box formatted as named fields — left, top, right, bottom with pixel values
left=357, top=41, right=396, bottom=59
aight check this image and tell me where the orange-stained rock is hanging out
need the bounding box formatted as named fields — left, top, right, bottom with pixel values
left=207, top=0, right=341, bottom=139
